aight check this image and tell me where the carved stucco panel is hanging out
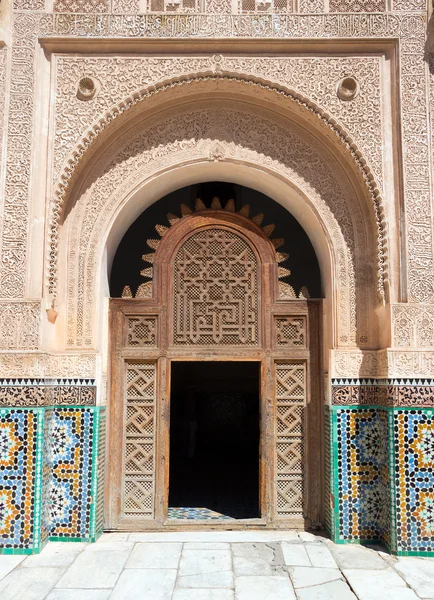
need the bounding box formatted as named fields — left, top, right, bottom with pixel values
left=52, top=55, right=383, bottom=191
left=2, top=12, right=431, bottom=319
left=63, top=102, right=375, bottom=350
left=38, top=13, right=403, bottom=39
left=331, top=349, right=389, bottom=378
left=0, top=47, right=7, bottom=247
left=298, top=0, right=324, bottom=12
left=392, top=0, right=426, bottom=9
left=0, top=15, right=38, bottom=298
left=0, top=352, right=97, bottom=378
left=0, top=302, right=40, bottom=350
left=41, top=13, right=429, bottom=305
left=332, top=348, right=434, bottom=378
left=400, top=34, right=433, bottom=303
left=392, top=304, right=434, bottom=348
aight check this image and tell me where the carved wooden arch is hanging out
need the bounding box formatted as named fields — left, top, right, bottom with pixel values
left=61, top=99, right=373, bottom=349
left=107, top=208, right=323, bottom=530
left=50, top=73, right=387, bottom=303
left=152, top=211, right=277, bottom=345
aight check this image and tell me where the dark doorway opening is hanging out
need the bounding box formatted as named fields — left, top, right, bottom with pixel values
left=168, top=361, right=260, bottom=520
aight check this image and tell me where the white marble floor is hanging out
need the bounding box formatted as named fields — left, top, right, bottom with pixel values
left=1, top=531, right=434, bottom=600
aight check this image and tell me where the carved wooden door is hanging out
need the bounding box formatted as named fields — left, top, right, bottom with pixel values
left=106, top=207, right=322, bottom=530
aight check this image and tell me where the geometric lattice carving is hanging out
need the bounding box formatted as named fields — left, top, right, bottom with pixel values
left=123, top=362, right=156, bottom=517
left=173, top=228, right=259, bottom=345
left=239, top=0, right=294, bottom=12
left=275, top=316, right=306, bottom=347
left=127, top=316, right=157, bottom=347
left=53, top=0, right=108, bottom=11
left=147, top=0, right=200, bottom=11
left=275, top=362, right=306, bottom=517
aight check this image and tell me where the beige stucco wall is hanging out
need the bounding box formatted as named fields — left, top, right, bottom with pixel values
left=0, top=3, right=433, bottom=390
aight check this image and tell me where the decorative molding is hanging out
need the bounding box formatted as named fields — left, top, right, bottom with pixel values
left=0, top=353, right=97, bottom=378
left=331, top=383, right=434, bottom=407
left=37, top=13, right=422, bottom=40
left=0, top=382, right=97, bottom=406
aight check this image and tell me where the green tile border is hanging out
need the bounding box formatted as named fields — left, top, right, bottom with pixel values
left=387, top=408, right=397, bottom=554
left=0, top=547, right=38, bottom=555
left=32, top=408, right=45, bottom=553
left=89, top=407, right=102, bottom=542
left=49, top=536, right=93, bottom=543
left=330, top=407, right=340, bottom=543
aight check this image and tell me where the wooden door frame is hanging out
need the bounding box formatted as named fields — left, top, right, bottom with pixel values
left=105, top=299, right=323, bottom=530
left=105, top=212, right=323, bottom=531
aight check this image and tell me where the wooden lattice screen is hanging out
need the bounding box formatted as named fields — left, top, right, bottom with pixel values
left=173, top=228, right=259, bottom=345
left=275, top=362, right=306, bottom=517
left=123, top=362, right=156, bottom=518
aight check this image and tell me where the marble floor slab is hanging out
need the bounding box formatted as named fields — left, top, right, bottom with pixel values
left=0, top=532, right=433, bottom=600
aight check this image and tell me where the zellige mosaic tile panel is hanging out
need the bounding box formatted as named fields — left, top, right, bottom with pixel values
left=48, top=408, right=94, bottom=540
left=0, top=409, right=42, bottom=552
left=335, top=408, right=388, bottom=542
left=394, top=409, right=434, bottom=554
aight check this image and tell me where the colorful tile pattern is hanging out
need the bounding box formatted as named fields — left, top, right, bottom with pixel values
left=1, top=377, right=433, bottom=556
left=167, top=507, right=234, bottom=520
left=48, top=409, right=94, bottom=539
left=334, top=408, right=388, bottom=542
left=394, top=409, right=434, bottom=554
left=0, top=409, right=42, bottom=552
left=0, top=402, right=104, bottom=553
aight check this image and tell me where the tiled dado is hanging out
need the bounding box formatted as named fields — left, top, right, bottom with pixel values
left=0, top=406, right=105, bottom=554
left=0, top=379, right=96, bottom=406
left=328, top=379, right=434, bottom=556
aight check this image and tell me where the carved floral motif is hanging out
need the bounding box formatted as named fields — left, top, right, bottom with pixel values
left=0, top=302, right=40, bottom=350
left=392, top=305, right=434, bottom=348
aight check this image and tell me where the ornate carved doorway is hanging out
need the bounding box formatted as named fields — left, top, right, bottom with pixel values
left=106, top=188, right=323, bottom=530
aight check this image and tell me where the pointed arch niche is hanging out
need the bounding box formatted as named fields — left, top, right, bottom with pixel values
left=107, top=182, right=324, bottom=529
left=46, top=68, right=385, bottom=533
